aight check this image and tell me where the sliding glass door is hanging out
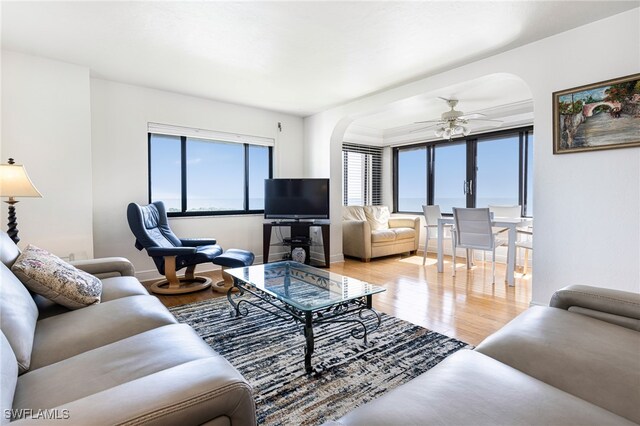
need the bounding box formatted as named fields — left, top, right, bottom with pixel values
left=393, top=127, right=533, bottom=216
left=475, top=134, right=520, bottom=208
left=433, top=142, right=466, bottom=213
left=396, top=146, right=427, bottom=212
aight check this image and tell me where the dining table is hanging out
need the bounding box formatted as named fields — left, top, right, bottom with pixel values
left=436, top=216, right=533, bottom=286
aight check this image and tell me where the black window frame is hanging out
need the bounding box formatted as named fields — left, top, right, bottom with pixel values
left=148, top=133, right=273, bottom=217
left=393, top=126, right=533, bottom=217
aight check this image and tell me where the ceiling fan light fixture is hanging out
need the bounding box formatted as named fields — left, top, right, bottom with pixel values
left=423, top=97, right=501, bottom=141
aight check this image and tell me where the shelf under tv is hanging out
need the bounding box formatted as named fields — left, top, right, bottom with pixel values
left=263, top=222, right=330, bottom=268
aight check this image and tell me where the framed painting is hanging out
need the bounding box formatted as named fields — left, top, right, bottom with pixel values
left=553, top=73, right=640, bottom=154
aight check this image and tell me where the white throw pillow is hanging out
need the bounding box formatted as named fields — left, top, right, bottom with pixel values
left=11, top=245, right=102, bottom=309
left=0, top=263, right=39, bottom=374
left=343, top=206, right=367, bottom=221
left=364, top=206, right=390, bottom=231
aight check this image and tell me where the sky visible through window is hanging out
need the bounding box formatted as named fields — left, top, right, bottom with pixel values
left=397, top=147, right=427, bottom=211
left=187, top=138, right=244, bottom=211
left=248, top=145, right=270, bottom=210
left=150, top=134, right=181, bottom=211
left=434, top=142, right=466, bottom=213
left=476, top=135, right=519, bottom=208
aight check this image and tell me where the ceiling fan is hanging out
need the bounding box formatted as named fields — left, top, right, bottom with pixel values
left=414, top=97, right=503, bottom=140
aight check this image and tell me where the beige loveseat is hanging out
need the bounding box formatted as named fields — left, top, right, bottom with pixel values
left=330, top=285, right=640, bottom=425
left=0, top=231, right=256, bottom=425
left=342, top=206, right=419, bottom=262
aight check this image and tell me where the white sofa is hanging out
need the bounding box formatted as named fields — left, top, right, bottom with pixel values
left=342, top=206, right=419, bottom=262
left=0, top=231, right=256, bottom=425
left=330, top=285, right=640, bottom=425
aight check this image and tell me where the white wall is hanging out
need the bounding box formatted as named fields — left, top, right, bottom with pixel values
left=90, top=79, right=304, bottom=280
left=1, top=51, right=94, bottom=259
left=304, top=9, right=640, bottom=304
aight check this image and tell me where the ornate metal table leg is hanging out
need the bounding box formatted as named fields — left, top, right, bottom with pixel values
left=227, top=278, right=242, bottom=317
left=303, top=311, right=315, bottom=374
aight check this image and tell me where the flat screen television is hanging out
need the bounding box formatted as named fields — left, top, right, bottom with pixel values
left=264, top=178, right=330, bottom=220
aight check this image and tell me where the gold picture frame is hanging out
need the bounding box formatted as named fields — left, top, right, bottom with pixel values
left=553, top=73, right=640, bottom=154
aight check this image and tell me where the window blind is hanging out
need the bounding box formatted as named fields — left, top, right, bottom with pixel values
left=342, top=143, right=382, bottom=206
left=148, top=122, right=275, bottom=147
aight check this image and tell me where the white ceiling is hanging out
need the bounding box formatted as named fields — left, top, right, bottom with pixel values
left=1, top=1, right=638, bottom=117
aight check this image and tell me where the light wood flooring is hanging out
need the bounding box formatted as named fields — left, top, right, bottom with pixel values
left=143, top=253, right=532, bottom=346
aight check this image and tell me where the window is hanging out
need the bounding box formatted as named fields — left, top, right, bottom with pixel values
left=393, top=127, right=533, bottom=216
left=342, top=143, right=382, bottom=206
left=148, top=126, right=273, bottom=216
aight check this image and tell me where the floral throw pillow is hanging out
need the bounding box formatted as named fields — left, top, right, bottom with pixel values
left=11, top=245, right=102, bottom=309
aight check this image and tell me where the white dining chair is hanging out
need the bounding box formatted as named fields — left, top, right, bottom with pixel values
left=421, top=205, right=451, bottom=265
left=488, top=205, right=521, bottom=218
left=484, top=205, right=521, bottom=263
left=516, top=226, right=533, bottom=275
left=487, top=204, right=533, bottom=274
left=451, top=207, right=509, bottom=283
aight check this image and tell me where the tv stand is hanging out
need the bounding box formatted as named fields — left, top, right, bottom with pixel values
left=263, top=222, right=330, bottom=267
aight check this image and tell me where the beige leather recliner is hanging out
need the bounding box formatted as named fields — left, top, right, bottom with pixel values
left=342, top=206, right=420, bottom=262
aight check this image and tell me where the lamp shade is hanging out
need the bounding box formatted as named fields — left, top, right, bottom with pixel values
left=0, top=163, right=42, bottom=198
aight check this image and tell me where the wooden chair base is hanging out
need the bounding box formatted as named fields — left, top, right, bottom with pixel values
left=211, top=267, right=238, bottom=294
left=150, top=276, right=212, bottom=295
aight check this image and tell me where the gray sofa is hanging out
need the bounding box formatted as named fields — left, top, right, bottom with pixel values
left=332, top=285, right=640, bottom=425
left=0, top=231, right=256, bottom=425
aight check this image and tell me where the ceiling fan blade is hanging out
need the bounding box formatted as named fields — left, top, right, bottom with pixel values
left=459, top=113, right=487, bottom=119
left=414, top=120, right=442, bottom=124
left=410, top=123, right=441, bottom=132
left=467, top=118, right=503, bottom=123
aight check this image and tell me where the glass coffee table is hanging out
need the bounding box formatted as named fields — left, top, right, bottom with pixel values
left=225, top=261, right=386, bottom=375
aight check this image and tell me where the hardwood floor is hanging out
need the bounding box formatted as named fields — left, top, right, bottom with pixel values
left=143, top=252, right=532, bottom=346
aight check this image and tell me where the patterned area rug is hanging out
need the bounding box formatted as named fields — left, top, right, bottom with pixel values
left=169, top=296, right=471, bottom=425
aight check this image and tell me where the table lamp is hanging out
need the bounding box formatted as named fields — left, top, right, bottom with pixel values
left=0, top=158, right=42, bottom=244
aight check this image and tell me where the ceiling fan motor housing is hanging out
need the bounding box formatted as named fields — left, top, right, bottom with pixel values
left=442, top=99, right=463, bottom=121
left=442, top=110, right=464, bottom=121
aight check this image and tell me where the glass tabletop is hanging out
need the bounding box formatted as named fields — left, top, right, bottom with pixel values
left=225, top=261, right=385, bottom=312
